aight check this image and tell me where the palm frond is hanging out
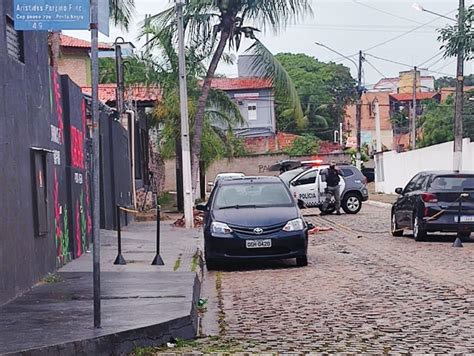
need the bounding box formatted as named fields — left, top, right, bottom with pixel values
left=207, top=89, right=246, bottom=127
left=245, top=39, right=305, bottom=128
left=109, top=0, right=135, bottom=30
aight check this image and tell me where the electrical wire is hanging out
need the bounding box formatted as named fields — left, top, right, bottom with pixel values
left=352, top=0, right=424, bottom=25
left=417, top=51, right=444, bottom=68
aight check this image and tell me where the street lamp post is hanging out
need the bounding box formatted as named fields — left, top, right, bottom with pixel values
left=315, top=43, right=363, bottom=169
left=175, top=0, right=194, bottom=228
left=413, top=1, right=465, bottom=171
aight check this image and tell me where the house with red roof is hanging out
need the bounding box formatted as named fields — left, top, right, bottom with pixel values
left=209, top=75, right=276, bottom=138
left=57, top=34, right=112, bottom=87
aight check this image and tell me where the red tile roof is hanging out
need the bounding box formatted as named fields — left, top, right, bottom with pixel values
left=81, top=84, right=162, bottom=103
left=209, top=77, right=272, bottom=91
left=60, top=34, right=112, bottom=50
left=390, top=92, right=439, bottom=101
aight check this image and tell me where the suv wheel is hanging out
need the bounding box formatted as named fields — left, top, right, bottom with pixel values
left=342, top=193, right=362, bottom=214
left=296, top=255, right=308, bottom=267
left=413, top=215, right=427, bottom=241
left=391, top=212, right=403, bottom=236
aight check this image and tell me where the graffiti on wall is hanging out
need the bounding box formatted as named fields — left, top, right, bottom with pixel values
left=53, top=169, right=70, bottom=265
left=52, top=71, right=64, bottom=144
left=70, top=126, right=84, bottom=169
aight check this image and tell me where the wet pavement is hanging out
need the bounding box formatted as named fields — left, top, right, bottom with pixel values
left=0, top=222, right=202, bottom=355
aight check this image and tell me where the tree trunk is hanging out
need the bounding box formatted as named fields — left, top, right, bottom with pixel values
left=199, top=161, right=206, bottom=201
left=190, top=30, right=231, bottom=193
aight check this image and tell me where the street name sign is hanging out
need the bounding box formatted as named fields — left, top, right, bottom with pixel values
left=13, top=0, right=90, bottom=30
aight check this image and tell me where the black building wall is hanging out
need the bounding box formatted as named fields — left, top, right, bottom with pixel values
left=0, top=0, right=56, bottom=305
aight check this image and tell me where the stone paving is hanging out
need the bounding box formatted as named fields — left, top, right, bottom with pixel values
left=209, top=204, right=474, bottom=353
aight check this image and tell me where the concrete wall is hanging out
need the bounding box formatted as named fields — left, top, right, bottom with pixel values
left=0, top=0, right=56, bottom=305
left=163, top=153, right=350, bottom=192
left=375, top=138, right=474, bottom=194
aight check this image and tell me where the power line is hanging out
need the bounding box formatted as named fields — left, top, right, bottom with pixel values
left=362, top=9, right=457, bottom=53
left=417, top=51, right=444, bottom=67
left=352, top=0, right=424, bottom=25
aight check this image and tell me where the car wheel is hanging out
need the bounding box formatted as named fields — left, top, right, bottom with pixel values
left=391, top=212, right=403, bottom=237
left=296, top=255, right=308, bottom=267
left=342, top=193, right=362, bottom=214
left=413, top=215, right=427, bottom=241
left=457, top=231, right=471, bottom=239
left=206, top=258, right=219, bottom=271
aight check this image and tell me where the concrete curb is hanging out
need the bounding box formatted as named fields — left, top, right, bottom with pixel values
left=4, top=273, right=202, bottom=356
left=367, top=200, right=392, bottom=208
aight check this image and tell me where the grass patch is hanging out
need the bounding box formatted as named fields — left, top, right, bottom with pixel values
left=173, top=254, right=182, bottom=272
left=41, top=273, right=63, bottom=284
left=131, top=337, right=244, bottom=355
left=190, top=250, right=200, bottom=272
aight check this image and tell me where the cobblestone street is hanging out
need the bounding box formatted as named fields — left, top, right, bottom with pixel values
left=207, top=203, right=474, bottom=353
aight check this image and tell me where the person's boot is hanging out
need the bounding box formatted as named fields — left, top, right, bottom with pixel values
left=336, top=210, right=341, bottom=215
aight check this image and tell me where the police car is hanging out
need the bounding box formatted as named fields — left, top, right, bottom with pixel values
left=280, top=163, right=369, bottom=214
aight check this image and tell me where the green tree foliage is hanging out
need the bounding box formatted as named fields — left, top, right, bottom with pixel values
left=285, top=134, right=320, bottom=156
left=437, top=4, right=473, bottom=61
left=419, top=91, right=474, bottom=147
left=99, top=56, right=162, bottom=85
left=146, top=0, right=311, bottom=190
left=435, top=74, right=474, bottom=89
left=274, top=53, right=357, bottom=140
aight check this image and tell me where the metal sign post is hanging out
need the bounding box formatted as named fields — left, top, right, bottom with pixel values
left=90, top=0, right=101, bottom=328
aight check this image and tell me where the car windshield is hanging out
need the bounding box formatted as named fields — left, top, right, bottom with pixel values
left=429, top=175, right=474, bottom=191
left=279, top=167, right=307, bottom=185
left=214, top=182, right=294, bottom=209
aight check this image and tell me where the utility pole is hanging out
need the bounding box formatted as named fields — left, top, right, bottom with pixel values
left=356, top=50, right=363, bottom=170
left=411, top=66, right=417, bottom=150
left=453, top=0, right=465, bottom=171
left=90, top=0, right=101, bottom=328
left=176, top=0, right=194, bottom=228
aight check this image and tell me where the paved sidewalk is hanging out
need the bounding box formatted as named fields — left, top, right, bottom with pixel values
left=0, top=221, right=203, bottom=355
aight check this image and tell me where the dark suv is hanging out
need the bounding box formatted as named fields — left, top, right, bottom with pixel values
left=391, top=171, right=474, bottom=241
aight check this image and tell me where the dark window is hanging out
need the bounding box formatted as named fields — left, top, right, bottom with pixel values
left=32, top=150, right=49, bottom=236
left=294, top=170, right=318, bottom=185
left=413, top=175, right=428, bottom=191
left=404, top=175, right=419, bottom=193
left=6, top=16, right=24, bottom=63
left=341, top=168, right=354, bottom=177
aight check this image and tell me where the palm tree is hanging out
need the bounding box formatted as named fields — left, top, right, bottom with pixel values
left=140, top=26, right=246, bottom=201
left=147, top=0, right=312, bottom=193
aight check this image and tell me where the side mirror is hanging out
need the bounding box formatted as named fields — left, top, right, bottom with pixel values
left=196, top=203, right=208, bottom=212
left=297, top=199, right=306, bottom=209
left=207, top=182, right=214, bottom=187
left=395, top=187, right=403, bottom=195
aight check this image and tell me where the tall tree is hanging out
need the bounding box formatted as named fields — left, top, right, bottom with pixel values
left=148, top=0, right=312, bottom=193
left=274, top=53, right=357, bottom=140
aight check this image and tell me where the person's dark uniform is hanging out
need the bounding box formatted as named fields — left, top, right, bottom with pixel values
left=322, top=161, right=342, bottom=215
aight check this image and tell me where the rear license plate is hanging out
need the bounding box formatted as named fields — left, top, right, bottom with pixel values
left=454, top=216, right=474, bottom=222
left=246, top=239, right=272, bottom=249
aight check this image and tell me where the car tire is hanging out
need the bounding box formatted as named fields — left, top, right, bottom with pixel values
left=413, top=215, right=427, bottom=241
left=296, top=255, right=308, bottom=267
left=391, top=212, right=403, bottom=237
left=457, top=231, right=471, bottom=239
left=342, top=193, right=362, bottom=214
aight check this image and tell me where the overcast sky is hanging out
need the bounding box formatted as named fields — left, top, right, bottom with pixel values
left=65, top=0, right=473, bottom=85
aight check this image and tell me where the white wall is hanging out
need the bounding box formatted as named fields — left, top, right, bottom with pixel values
left=375, top=138, right=474, bottom=194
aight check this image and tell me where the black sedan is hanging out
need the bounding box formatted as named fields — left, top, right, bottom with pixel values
left=197, top=176, right=309, bottom=269
left=391, top=171, right=474, bottom=241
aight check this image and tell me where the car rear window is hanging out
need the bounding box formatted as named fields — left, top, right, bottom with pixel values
left=429, top=176, right=474, bottom=191
left=341, top=168, right=354, bottom=177
left=214, top=182, right=294, bottom=208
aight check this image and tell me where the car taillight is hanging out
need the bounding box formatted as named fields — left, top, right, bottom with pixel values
left=421, top=192, right=438, bottom=203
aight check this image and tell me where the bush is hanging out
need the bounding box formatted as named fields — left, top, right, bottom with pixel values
left=285, top=134, right=320, bottom=156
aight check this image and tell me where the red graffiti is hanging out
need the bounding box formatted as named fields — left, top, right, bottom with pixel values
left=70, top=126, right=84, bottom=169
left=75, top=200, right=82, bottom=258
left=54, top=169, right=61, bottom=255
left=52, top=71, right=63, bottom=144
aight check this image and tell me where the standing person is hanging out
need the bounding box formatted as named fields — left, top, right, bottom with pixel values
left=321, top=160, right=343, bottom=215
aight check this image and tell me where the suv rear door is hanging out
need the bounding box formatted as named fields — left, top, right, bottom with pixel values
left=289, top=169, right=320, bottom=207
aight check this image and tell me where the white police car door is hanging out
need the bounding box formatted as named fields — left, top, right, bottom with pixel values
left=289, top=169, right=320, bottom=207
